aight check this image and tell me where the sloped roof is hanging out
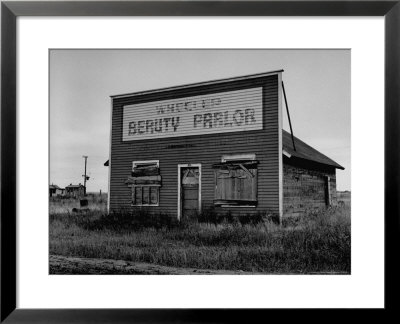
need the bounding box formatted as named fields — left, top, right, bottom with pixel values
left=283, top=130, right=344, bottom=170
left=49, top=184, right=61, bottom=189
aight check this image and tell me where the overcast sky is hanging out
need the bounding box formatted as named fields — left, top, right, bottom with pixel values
left=50, top=49, right=350, bottom=192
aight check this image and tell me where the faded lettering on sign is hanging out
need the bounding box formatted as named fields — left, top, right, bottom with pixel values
left=122, top=87, right=263, bottom=141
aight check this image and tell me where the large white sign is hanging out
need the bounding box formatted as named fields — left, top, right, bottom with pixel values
left=122, top=87, right=263, bottom=141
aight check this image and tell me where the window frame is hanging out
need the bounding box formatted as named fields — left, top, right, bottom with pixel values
left=132, top=160, right=159, bottom=171
left=131, top=160, right=161, bottom=207
left=221, top=153, right=256, bottom=163
left=132, top=185, right=160, bottom=207
left=214, top=154, right=258, bottom=208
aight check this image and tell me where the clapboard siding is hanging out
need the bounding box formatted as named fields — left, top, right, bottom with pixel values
left=110, top=74, right=280, bottom=217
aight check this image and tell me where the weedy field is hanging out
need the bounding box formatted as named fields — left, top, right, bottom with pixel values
left=49, top=195, right=351, bottom=274
left=49, top=193, right=108, bottom=214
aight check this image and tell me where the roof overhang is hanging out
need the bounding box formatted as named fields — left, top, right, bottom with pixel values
left=282, top=149, right=292, bottom=158
left=283, top=153, right=345, bottom=170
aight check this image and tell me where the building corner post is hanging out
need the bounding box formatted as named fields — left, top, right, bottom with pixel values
left=278, top=72, right=283, bottom=224
left=107, top=98, right=113, bottom=213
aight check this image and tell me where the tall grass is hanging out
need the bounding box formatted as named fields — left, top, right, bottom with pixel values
left=49, top=205, right=350, bottom=273
left=49, top=193, right=107, bottom=214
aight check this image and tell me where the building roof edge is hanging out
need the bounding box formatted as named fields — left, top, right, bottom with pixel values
left=110, top=70, right=284, bottom=99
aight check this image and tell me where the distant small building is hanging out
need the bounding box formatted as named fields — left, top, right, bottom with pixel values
left=49, top=184, right=64, bottom=197
left=65, top=183, right=85, bottom=198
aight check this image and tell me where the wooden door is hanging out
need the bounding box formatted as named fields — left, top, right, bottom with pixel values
left=181, top=167, right=199, bottom=219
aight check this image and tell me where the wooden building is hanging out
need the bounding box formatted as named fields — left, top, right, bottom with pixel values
left=108, top=71, right=343, bottom=221
left=49, top=184, right=64, bottom=197
left=65, top=184, right=85, bottom=198
left=282, top=130, right=344, bottom=217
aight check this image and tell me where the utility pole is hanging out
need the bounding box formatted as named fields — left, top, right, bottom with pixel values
left=82, top=155, right=88, bottom=196
left=282, top=81, right=296, bottom=151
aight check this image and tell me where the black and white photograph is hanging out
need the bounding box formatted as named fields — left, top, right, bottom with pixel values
left=49, top=49, right=351, bottom=275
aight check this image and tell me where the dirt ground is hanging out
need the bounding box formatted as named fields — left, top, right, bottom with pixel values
left=49, top=255, right=257, bottom=275
left=49, top=255, right=348, bottom=275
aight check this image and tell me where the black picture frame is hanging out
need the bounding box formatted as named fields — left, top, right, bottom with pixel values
left=1, top=0, right=399, bottom=322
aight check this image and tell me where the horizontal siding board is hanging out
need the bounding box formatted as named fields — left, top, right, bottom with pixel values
left=110, top=74, right=280, bottom=217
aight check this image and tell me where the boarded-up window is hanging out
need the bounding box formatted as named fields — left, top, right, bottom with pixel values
left=126, top=160, right=161, bottom=206
left=213, top=160, right=258, bottom=207
left=132, top=160, right=159, bottom=177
